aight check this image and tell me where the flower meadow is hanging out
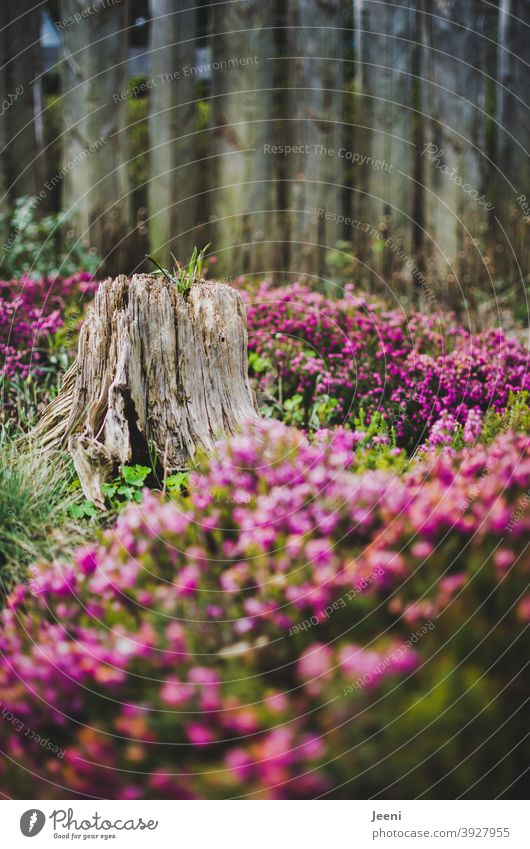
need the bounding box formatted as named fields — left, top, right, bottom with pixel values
left=0, top=418, right=529, bottom=798
left=0, top=273, right=98, bottom=430
left=0, top=273, right=96, bottom=381
left=246, top=283, right=530, bottom=448
left=0, top=276, right=529, bottom=799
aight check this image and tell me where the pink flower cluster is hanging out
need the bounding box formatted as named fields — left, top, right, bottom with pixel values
left=0, top=273, right=96, bottom=379
left=245, top=283, right=530, bottom=446
left=0, top=419, right=529, bottom=798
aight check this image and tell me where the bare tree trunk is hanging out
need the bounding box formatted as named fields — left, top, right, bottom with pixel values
left=30, top=275, right=259, bottom=506
left=60, top=0, right=131, bottom=275
left=209, top=0, right=278, bottom=278
left=421, top=0, right=490, bottom=311
left=148, top=0, right=200, bottom=266
left=1, top=0, right=45, bottom=200
left=497, top=0, right=530, bottom=288
left=354, top=0, right=421, bottom=297
left=0, top=5, right=8, bottom=245
left=285, top=0, right=346, bottom=284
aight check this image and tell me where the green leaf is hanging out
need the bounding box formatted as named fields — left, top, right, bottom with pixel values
left=122, top=465, right=151, bottom=486
left=248, top=352, right=270, bottom=374
left=70, top=501, right=97, bottom=519
left=284, top=394, right=304, bottom=411
left=166, top=472, right=189, bottom=491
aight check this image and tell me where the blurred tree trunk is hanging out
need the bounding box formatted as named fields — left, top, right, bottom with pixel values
left=354, top=0, right=422, bottom=298
left=285, top=0, right=346, bottom=284
left=1, top=1, right=46, bottom=200
left=209, top=0, right=278, bottom=278
left=421, top=0, right=491, bottom=312
left=60, top=0, right=131, bottom=275
left=148, top=0, right=199, bottom=266
left=497, top=0, right=530, bottom=288
left=0, top=5, right=8, bottom=245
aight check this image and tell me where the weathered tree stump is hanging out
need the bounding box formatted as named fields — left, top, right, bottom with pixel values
left=31, top=275, right=259, bottom=506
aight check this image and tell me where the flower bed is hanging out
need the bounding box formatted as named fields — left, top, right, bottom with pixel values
left=0, top=273, right=96, bottom=379
left=0, top=420, right=528, bottom=798
left=0, top=273, right=98, bottom=425
left=246, top=283, right=530, bottom=447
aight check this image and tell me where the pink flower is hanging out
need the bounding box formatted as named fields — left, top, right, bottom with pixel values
left=161, top=680, right=193, bottom=707
left=494, top=549, right=515, bottom=570
left=297, top=644, right=333, bottom=694
left=175, top=566, right=198, bottom=596
left=225, top=748, right=252, bottom=780
left=186, top=724, right=216, bottom=746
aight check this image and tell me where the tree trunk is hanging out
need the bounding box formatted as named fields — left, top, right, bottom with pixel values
left=148, top=0, right=200, bottom=266
left=496, top=0, right=530, bottom=288
left=0, top=5, right=8, bottom=245
left=354, top=0, right=421, bottom=297
left=60, top=0, right=131, bottom=275
left=421, top=0, right=490, bottom=311
left=1, top=0, right=45, bottom=200
left=209, top=0, right=278, bottom=278
left=286, top=0, right=346, bottom=283
left=30, top=275, right=259, bottom=506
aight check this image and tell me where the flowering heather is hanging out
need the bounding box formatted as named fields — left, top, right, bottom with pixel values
left=0, top=273, right=97, bottom=380
left=245, top=282, right=530, bottom=447
left=0, top=420, right=528, bottom=799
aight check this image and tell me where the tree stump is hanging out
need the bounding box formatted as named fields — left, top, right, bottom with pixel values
left=31, top=275, right=259, bottom=506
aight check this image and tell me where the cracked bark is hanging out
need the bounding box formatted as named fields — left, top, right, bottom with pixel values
left=30, top=275, right=259, bottom=506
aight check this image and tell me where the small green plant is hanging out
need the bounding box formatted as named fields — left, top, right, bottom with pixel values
left=70, top=464, right=150, bottom=518
left=71, top=465, right=189, bottom=517
left=68, top=478, right=98, bottom=520
left=146, top=244, right=211, bottom=297
left=344, top=409, right=409, bottom=472
left=260, top=390, right=340, bottom=431
left=165, top=471, right=190, bottom=495
left=248, top=351, right=270, bottom=375
left=101, top=464, right=151, bottom=511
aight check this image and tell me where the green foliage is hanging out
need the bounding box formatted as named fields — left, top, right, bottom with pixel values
left=101, top=464, right=151, bottom=511
left=165, top=471, right=190, bottom=495
left=349, top=410, right=409, bottom=471
left=325, top=240, right=355, bottom=286
left=146, top=244, right=211, bottom=297
left=0, top=436, right=87, bottom=605
left=71, top=465, right=190, bottom=518
left=68, top=499, right=98, bottom=521
left=0, top=197, right=101, bottom=279
left=71, top=464, right=152, bottom=519
left=0, top=363, right=65, bottom=433
left=480, top=392, right=530, bottom=443
left=248, top=351, right=270, bottom=374
left=270, top=392, right=340, bottom=430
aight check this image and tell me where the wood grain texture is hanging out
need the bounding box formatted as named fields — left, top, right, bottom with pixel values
left=31, top=275, right=259, bottom=505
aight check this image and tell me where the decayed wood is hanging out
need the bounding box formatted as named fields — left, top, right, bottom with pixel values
left=30, top=275, right=259, bottom=506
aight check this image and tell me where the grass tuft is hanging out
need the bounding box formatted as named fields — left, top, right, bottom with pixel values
left=0, top=434, right=91, bottom=606
left=146, top=244, right=211, bottom=297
